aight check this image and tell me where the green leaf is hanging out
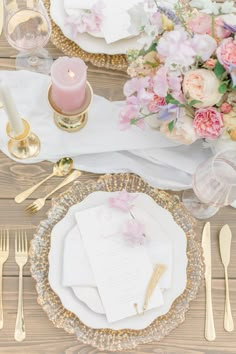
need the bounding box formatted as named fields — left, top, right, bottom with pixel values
left=218, top=83, right=228, bottom=94
left=168, top=120, right=175, bottom=133
left=165, top=94, right=180, bottom=105
left=188, top=99, right=202, bottom=106
left=214, top=61, right=226, bottom=80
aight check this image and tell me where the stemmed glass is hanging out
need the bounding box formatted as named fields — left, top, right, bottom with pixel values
left=4, top=0, right=52, bottom=73
left=182, top=150, right=236, bottom=219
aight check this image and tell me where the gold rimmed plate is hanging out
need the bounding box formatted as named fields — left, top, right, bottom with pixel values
left=44, top=0, right=128, bottom=71
left=30, top=173, right=204, bottom=351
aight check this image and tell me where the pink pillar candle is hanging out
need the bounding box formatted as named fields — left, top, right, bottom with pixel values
left=51, top=57, right=87, bottom=114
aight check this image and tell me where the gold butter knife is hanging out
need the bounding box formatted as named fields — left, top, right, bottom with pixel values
left=202, top=222, right=216, bottom=341
left=219, top=224, right=234, bottom=332
left=0, top=0, right=3, bottom=36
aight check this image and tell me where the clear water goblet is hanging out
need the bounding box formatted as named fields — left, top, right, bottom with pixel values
left=4, top=0, right=52, bottom=73
left=182, top=150, right=236, bottom=219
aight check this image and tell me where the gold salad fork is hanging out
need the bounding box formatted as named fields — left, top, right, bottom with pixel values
left=0, top=230, right=9, bottom=329
left=15, top=231, right=28, bottom=342
left=25, top=169, right=81, bottom=214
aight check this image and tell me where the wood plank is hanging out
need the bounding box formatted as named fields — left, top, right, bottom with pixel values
left=0, top=278, right=235, bottom=353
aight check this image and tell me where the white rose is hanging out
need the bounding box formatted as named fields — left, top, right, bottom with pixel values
left=160, top=108, right=198, bottom=145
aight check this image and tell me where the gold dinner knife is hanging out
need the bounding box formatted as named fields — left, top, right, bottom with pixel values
left=202, top=222, right=216, bottom=341
left=219, top=224, right=234, bottom=332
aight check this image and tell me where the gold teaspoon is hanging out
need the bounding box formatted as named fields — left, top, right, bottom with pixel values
left=219, top=224, right=234, bottom=332
left=15, top=157, right=73, bottom=203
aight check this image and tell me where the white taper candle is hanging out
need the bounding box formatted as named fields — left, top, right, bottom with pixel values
left=0, top=80, right=24, bottom=136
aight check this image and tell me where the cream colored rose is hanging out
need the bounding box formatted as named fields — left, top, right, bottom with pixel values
left=160, top=108, right=198, bottom=145
left=183, top=69, right=223, bottom=108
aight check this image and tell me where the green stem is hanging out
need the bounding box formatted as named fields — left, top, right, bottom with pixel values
left=211, top=15, right=215, bottom=39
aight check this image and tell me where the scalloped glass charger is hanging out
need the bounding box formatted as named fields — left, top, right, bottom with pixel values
left=30, top=173, right=204, bottom=351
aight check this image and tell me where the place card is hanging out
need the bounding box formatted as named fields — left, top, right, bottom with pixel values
left=75, top=204, right=164, bottom=323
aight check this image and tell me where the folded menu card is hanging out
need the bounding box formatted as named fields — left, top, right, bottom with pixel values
left=75, top=204, right=164, bottom=323
left=63, top=206, right=172, bottom=290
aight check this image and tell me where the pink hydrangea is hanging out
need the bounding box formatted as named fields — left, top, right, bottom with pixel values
left=193, top=107, right=224, bottom=139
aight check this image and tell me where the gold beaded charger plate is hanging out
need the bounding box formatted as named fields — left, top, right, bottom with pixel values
left=44, top=0, right=128, bottom=71
left=30, top=173, right=204, bottom=351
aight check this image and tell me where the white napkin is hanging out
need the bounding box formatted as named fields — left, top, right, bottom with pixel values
left=64, top=0, right=142, bottom=43
left=0, top=70, right=212, bottom=190
left=74, top=203, right=164, bottom=323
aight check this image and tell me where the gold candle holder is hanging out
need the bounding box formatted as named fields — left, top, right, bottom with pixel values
left=6, top=119, right=40, bottom=159
left=48, top=82, right=93, bottom=132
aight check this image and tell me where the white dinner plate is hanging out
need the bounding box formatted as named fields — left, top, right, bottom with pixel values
left=48, top=191, right=187, bottom=330
left=50, top=0, right=145, bottom=54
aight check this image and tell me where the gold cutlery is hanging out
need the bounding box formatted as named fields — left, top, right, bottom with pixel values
left=143, top=264, right=166, bottom=312
left=15, top=231, right=28, bottom=342
left=15, top=157, right=73, bottom=203
left=25, top=169, right=82, bottom=213
left=202, top=222, right=216, bottom=341
left=219, top=224, right=234, bottom=332
left=0, top=230, right=9, bottom=329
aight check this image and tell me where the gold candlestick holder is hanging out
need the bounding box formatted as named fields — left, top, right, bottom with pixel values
left=48, top=82, right=93, bottom=132
left=6, top=119, right=40, bottom=159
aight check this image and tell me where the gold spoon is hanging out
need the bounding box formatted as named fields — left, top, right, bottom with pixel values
left=15, top=157, right=73, bottom=203
left=219, top=224, right=234, bottom=332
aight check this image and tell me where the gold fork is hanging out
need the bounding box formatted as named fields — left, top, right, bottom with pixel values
left=15, top=230, right=28, bottom=342
left=25, top=169, right=81, bottom=214
left=0, top=230, right=9, bottom=329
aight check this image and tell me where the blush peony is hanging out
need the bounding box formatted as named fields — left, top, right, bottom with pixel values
left=216, top=37, right=236, bottom=71
left=193, top=107, right=224, bottom=139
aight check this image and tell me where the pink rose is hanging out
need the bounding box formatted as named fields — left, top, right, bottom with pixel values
left=220, top=102, right=232, bottom=114
left=187, top=13, right=211, bottom=34
left=193, top=107, right=224, bottom=139
left=216, top=37, right=236, bottom=72
left=183, top=69, right=223, bottom=108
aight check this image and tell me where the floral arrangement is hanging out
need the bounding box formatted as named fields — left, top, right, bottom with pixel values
left=120, top=0, right=236, bottom=147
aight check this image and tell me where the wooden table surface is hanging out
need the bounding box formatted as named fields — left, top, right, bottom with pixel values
left=0, top=31, right=235, bottom=354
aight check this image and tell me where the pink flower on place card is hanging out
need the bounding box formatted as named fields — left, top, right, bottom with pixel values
left=108, top=190, right=137, bottom=212
left=123, top=219, right=146, bottom=246
left=193, top=107, right=224, bottom=140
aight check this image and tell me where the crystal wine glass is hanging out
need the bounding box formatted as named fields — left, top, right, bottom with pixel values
left=182, top=150, right=236, bottom=219
left=4, top=0, right=52, bottom=73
